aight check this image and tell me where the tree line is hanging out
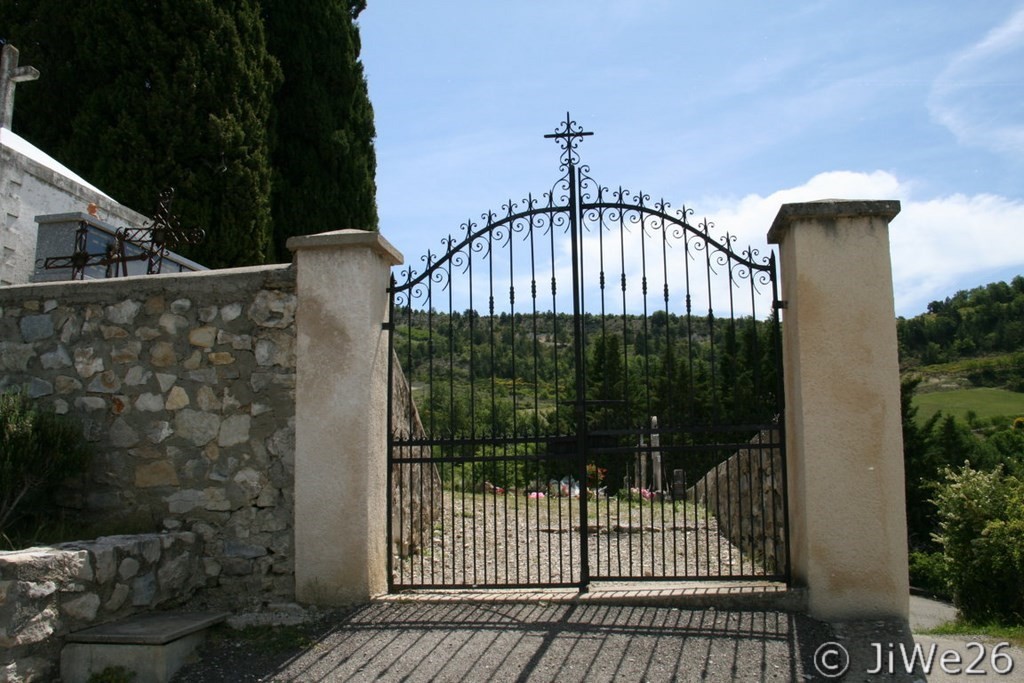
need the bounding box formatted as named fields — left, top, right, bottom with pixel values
left=898, top=275, right=1024, bottom=622
left=898, top=275, right=1024, bottom=383
left=392, top=306, right=782, bottom=491
left=0, top=0, right=377, bottom=268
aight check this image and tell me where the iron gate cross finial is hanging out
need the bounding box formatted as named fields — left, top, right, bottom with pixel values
left=544, top=112, right=594, bottom=146
left=544, top=112, right=593, bottom=169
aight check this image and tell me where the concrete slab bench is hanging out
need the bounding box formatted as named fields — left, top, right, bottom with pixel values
left=60, top=611, right=229, bottom=683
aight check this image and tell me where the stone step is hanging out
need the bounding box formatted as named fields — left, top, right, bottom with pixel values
left=60, top=611, right=229, bottom=683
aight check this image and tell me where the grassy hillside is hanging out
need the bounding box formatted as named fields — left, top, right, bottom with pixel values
left=912, top=387, right=1024, bottom=426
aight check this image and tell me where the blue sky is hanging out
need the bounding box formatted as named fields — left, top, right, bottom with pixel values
left=359, top=2, right=1024, bottom=317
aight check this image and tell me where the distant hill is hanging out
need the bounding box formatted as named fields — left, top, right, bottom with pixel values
left=898, top=276, right=1024, bottom=392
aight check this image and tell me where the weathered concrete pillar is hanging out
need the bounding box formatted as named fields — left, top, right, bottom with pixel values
left=767, top=200, right=908, bottom=622
left=288, top=229, right=402, bottom=605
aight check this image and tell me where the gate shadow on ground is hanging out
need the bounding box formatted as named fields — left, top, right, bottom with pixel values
left=174, top=602, right=846, bottom=682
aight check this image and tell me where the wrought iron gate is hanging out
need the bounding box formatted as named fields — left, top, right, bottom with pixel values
left=387, top=115, right=788, bottom=590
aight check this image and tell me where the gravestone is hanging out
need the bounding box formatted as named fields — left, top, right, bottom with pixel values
left=672, top=469, right=686, bottom=500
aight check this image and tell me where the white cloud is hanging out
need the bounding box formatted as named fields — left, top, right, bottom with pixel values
left=928, top=6, right=1024, bottom=155
left=698, top=171, right=1024, bottom=317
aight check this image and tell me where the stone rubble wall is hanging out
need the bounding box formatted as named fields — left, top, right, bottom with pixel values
left=0, top=265, right=297, bottom=610
left=0, top=532, right=203, bottom=682
left=690, top=429, right=787, bottom=574
left=389, top=354, right=441, bottom=558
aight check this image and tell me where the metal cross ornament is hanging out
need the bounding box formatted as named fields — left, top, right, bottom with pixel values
left=40, top=221, right=121, bottom=280
left=114, top=188, right=205, bottom=275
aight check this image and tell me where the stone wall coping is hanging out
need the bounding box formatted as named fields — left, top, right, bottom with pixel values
left=286, top=229, right=403, bottom=266
left=0, top=263, right=294, bottom=302
left=65, top=611, right=229, bottom=645
left=767, top=199, right=902, bottom=244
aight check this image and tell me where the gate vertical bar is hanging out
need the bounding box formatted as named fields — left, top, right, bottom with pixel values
left=385, top=277, right=396, bottom=591
left=770, top=252, right=791, bottom=581
left=567, top=154, right=590, bottom=589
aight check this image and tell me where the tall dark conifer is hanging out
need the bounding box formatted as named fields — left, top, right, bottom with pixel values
left=1, top=0, right=281, bottom=268
left=262, top=0, right=379, bottom=261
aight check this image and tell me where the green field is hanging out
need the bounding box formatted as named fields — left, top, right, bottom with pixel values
left=913, top=387, right=1024, bottom=425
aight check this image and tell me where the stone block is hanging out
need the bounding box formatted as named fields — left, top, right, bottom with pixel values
left=218, top=415, right=251, bottom=447
left=174, top=409, right=220, bottom=446
left=195, top=385, right=220, bottom=411
left=108, top=418, right=140, bottom=448
left=156, top=554, right=193, bottom=593
left=208, top=352, right=235, bottom=366
left=135, top=392, right=165, bottom=412
left=164, top=385, right=190, bottom=410
left=170, top=299, right=192, bottom=314
left=223, top=540, right=267, bottom=559
left=131, top=572, right=156, bottom=606
left=87, top=370, right=121, bottom=393
left=248, top=290, right=296, bottom=328
left=162, top=489, right=202, bottom=516
left=158, top=313, right=189, bottom=336
left=20, top=314, right=54, bottom=341
left=73, top=347, right=104, bottom=378
left=124, top=366, right=152, bottom=386
left=118, top=558, right=140, bottom=581
left=221, top=302, right=243, bottom=322
left=104, top=584, right=129, bottom=612
left=56, top=375, right=83, bottom=394
left=101, top=324, right=129, bottom=340
left=146, top=421, right=174, bottom=444
left=40, top=344, right=72, bottom=369
left=62, top=593, right=101, bottom=622
left=26, top=377, right=52, bottom=398
left=105, top=300, right=141, bottom=325
left=61, top=611, right=227, bottom=683
left=110, top=341, right=141, bottom=364
left=149, top=341, right=178, bottom=368
left=135, top=460, right=179, bottom=488
left=188, top=326, right=217, bottom=348
left=0, top=341, right=35, bottom=371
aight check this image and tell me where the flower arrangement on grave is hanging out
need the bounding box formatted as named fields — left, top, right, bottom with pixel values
left=586, top=463, right=607, bottom=488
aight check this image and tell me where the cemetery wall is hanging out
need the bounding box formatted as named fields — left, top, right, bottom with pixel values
left=0, top=264, right=297, bottom=611
left=691, top=429, right=787, bottom=574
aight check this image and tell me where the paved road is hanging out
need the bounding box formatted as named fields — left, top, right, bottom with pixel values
left=172, top=593, right=1022, bottom=682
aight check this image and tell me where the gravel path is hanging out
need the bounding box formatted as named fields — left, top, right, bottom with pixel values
left=391, top=491, right=763, bottom=588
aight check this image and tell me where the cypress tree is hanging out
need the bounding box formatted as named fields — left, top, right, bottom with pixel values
left=262, top=0, right=379, bottom=261
left=1, top=0, right=281, bottom=268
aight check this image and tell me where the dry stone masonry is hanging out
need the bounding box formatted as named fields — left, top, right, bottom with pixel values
left=0, top=532, right=202, bottom=682
left=691, top=429, right=787, bottom=574
left=0, top=265, right=296, bottom=610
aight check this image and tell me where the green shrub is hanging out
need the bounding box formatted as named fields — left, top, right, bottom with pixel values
left=932, top=463, right=1024, bottom=625
left=908, top=550, right=950, bottom=599
left=88, top=666, right=136, bottom=683
left=0, top=391, right=92, bottom=539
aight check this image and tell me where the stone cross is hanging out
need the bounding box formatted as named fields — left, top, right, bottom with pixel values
left=1, top=44, right=40, bottom=130
left=650, top=416, right=662, bottom=492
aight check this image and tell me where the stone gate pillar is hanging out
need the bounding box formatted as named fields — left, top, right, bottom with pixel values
left=288, top=230, right=402, bottom=605
left=767, top=200, right=908, bottom=622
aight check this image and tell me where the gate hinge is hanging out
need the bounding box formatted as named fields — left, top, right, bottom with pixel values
left=773, top=300, right=788, bottom=310
left=381, top=321, right=392, bottom=331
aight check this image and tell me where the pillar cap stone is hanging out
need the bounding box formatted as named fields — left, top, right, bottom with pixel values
left=287, top=229, right=403, bottom=266
left=767, top=199, right=901, bottom=244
